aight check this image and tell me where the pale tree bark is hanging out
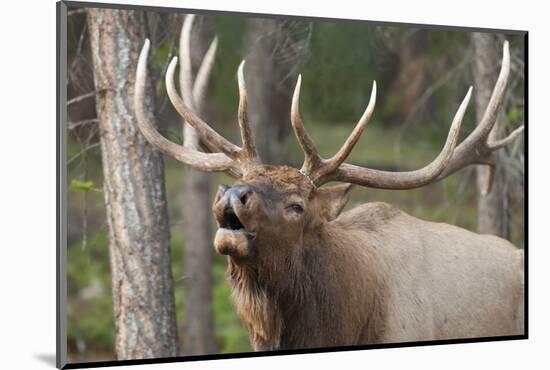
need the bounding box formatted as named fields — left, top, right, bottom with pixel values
left=87, top=9, right=179, bottom=359
left=472, top=33, right=509, bottom=237
left=182, top=169, right=215, bottom=355
left=179, top=15, right=217, bottom=355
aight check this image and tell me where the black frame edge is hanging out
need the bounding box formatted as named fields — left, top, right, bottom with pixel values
left=63, top=335, right=527, bottom=369
left=57, top=1, right=68, bottom=369
left=523, top=31, right=529, bottom=339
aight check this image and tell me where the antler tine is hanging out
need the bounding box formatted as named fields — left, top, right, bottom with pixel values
left=435, top=40, right=523, bottom=190
left=324, top=81, right=377, bottom=175
left=179, top=14, right=196, bottom=111
left=173, top=14, right=258, bottom=164
left=180, top=14, right=200, bottom=152
left=319, top=41, right=522, bottom=192
left=179, top=14, right=220, bottom=156
left=180, top=14, right=219, bottom=113
left=237, top=61, right=259, bottom=161
left=488, top=124, right=524, bottom=150
left=448, top=41, right=510, bottom=158
left=415, top=87, right=472, bottom=180
left=178, top=16, right=241, bottom=177
left=134, top=39, right=238, bottom=174
left=327, top=87, right=472, bottom=189
left=166, top=56, right=242, bottom=159
left=193, top=36, right=218, bottom=113
left=473, top=40, right=510, bottom=140
left=291, top=74, right=323, bottom=174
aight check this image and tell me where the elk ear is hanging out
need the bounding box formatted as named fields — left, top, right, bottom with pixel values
left=315, top=184, right=354, bottom=221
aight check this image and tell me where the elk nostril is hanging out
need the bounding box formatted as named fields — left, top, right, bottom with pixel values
left=219, top=184, right=229, bottom=194
left=239, top=190, right=252, bottom=205
left=216, top=185, right=229, bottom=202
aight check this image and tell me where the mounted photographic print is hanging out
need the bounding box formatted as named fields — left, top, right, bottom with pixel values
left=57, top=0, right=527, bottom=368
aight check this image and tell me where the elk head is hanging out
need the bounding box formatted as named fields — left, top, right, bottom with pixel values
left=134, top=18, right=523, bottom=264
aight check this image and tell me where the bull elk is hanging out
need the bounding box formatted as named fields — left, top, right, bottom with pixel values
left=134, top=17, right=524, bottom=350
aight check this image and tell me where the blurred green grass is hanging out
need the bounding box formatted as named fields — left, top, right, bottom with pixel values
left=279, top=120, right=442, bottom=169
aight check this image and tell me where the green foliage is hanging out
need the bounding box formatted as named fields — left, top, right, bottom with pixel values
left=165, top=163, right=251, bottom=353
left=152, top=40, right=174, bottom=71
left=212, top=255, right=251, bottom=352
left=506, top=107, right=524, bottom=126
left=159, top=128, right=183, bottom=145
left=67, top=231, right=115, bottom=355
left=67, top=217, right=252, bottom=359
left=301, top=21, right=383, bottom=123
left=69, top=179, right=100, bottom=192
left=280, top=120, right=441, bottom=169
left=207, top=16, right=247, bottom=126
left=426, top=30, right=469, bottom=58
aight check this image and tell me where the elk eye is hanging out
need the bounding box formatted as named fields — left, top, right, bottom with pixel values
left=288, top=204, right=304, bottom=214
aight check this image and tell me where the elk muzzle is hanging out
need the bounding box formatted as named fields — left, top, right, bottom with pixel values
left=213, top=184, right=257, bottom=258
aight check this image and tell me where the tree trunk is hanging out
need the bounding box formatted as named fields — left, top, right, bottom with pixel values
left=87, top=9, right=179, bottom=359
left=180, top=15, right=217, bottom=355
left=244, top=19, right=303, bottom=163
left=472, top=33, right=509, bottom=237
left=182, top=169, right=216, bottom=354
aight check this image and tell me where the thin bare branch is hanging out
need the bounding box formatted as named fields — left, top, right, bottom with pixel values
left=67, top=91, right=96, bottom=106
left=67, top=142, right=100, bottom=165
left=68, top=118, right=99, bottom=130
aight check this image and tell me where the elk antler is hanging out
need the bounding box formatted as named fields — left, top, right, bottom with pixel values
left=292, top=76, right=379, bottom=185
left=237, top=60, right=259, bottom=161
left=134, top=39, right=237, bottom=173
left=291, top=41, right=524, bottom=190
left=134, top=16, right=260, bottom=176
left=434, top=41, right=524, bottom=194
left=178, top=14, right=239, bottom=179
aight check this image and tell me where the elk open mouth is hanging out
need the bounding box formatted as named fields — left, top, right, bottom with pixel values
left=214, top=204, right=255, bottom=258
left=220, top=206, right=245, bottom=231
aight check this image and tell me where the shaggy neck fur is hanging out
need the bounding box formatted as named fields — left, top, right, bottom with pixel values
left=225, top=219, right=388, bottom=350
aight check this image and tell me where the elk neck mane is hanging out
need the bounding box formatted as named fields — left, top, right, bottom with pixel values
left=225, top=202, right=398, bottom=349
